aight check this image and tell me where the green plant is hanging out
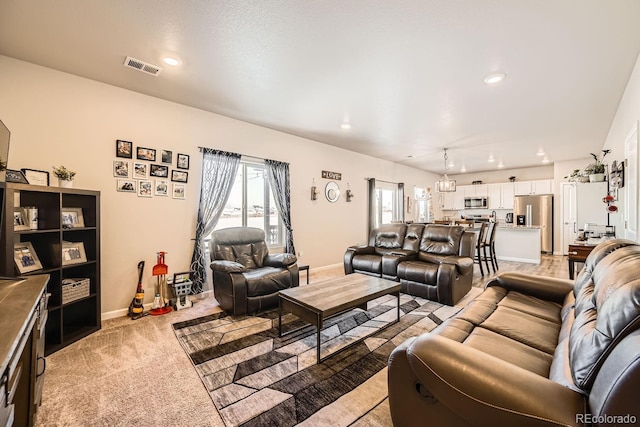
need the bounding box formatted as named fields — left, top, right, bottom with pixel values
left=585, top=149, right=610, bottom=175
left=52, top=165, right=76, bottom=181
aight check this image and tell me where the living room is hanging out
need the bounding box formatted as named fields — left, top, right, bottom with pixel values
left=1, top=1, right=640, bottom=426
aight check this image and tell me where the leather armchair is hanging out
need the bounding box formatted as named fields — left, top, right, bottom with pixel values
left=209, top=227, right=298, bottom=315
left=396, top=225, right=475, bottom=305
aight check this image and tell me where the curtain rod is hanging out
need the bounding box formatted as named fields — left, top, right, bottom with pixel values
left=365, top=178, right=400, bottom=185
left=197, top=146, right=264, bottom=163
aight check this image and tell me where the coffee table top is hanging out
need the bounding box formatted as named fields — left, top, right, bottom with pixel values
left=279, top=273, right=400, bottom=317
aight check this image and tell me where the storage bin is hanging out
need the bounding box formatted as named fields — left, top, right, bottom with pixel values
left=62, top=278, right=90, bottom=304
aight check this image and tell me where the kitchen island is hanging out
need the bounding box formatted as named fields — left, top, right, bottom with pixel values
left=494, top=225, right=541, bottom=264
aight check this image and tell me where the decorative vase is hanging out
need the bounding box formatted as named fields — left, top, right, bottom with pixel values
left=59, top=179, right=73, bottom=188
left=589, top=173, right=605, bottom=182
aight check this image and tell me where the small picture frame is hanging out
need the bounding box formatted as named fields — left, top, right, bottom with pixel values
left=113, top=160, right=129, bottom=178
left=61, top=207, right=85, bottom=229
left=171, top=170, right=188, bottom=183
left=62, top=241, right=87, bottom=265
left=22, top=168, right=50, bottom=186
left=150, top=164, right=169, bottom=178
left=138, top=180, right=153, bottom=197
left=117, top=179, right=136, bottom=193
left=161, top=150, right=173, bottom=164
left=172, top=183, right=186, bottom=199
left=154, top=179, right=169, bottom=196
left=133, top=162, right=149, bottom=179
left=116, top=140, right=133, bottom=159
left=177, top=153, right=190, bottom=170
left=136, top=147, right=156, bottom=162
left=14, top=241, right=43, bottom=273
left=13, top=208, right=30, bottom=231
left=6, top=169, right=29, bottom=184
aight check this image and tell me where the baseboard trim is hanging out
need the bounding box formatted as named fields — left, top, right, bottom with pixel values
left=101, top=289, right=214, bottom=321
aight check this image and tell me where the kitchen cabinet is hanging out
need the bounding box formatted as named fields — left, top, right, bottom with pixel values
left=463, top=184, right=488, bottom=197
left=487, top=182, right=515, bottom=209
left=514, top=179, right=552, bottom=195
left=0, top=183, right=101, bottom=355
left=453, top=190, right=466, bottom=210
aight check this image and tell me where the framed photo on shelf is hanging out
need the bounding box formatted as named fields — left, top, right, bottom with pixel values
left=177, top=153, right=190, bottom=169
left=116, top=140, right=133, bottom=158
left=161, top=150, right=173, bottom=164
left=116, top=179, right=136, bottom=193
left=5, top=169, right=29, bottom=184
left=61, top=207, right=85, bottom=229
left=136, top=147, right=156, bottom=162
left=13, top=208, right=30, bottom=231
left=21, top=168, right=50, bottom=186
left=171, top=170, right=188, bottom=183
left=14, top=241, right=43, bottom=273
left=172, top=183, right=186, bottom=199
left=154, top=179, right=169, bottom=196
left=133, top=162, right=149, bottom=179
left=138, top=180, right=152, bottom=197
left=150, top=164, right=169, bottom=178
left=62, top=241, right=87, bottom=265
left=113, top=160, right=129, bottom=178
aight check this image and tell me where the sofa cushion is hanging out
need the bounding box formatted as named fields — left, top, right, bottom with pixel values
left=419, top=225, right=463, bottom=256
left=352, top=254, right=382, bottom=274
left=569, top=243, right=640, bottom=391
left=369, top=224, right=407, bottom=249
left=243, top=267, right=293, bottom=297
left=397, top=260, right=438, bottom=285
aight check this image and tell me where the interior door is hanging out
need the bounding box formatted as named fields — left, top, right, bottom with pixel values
left=624, top=122, right=638, bottom=241
left=561, top=183, right=577, bottom=254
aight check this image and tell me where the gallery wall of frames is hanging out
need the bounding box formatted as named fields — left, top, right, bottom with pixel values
left=113, top=139, right=188, bottom=200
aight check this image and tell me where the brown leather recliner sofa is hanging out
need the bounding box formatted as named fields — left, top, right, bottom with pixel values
left=388, top=238, right=640, bottom=426
left=344, top=224, right=476, bottom=305
left=209, top=227, right=299, bottom=315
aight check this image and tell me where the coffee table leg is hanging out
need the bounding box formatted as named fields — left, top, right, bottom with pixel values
left=278, top=298, right=282, bottom=337
left=316, top=312, right=321, bottom=364
left=397, top=291, right=400, bottom=322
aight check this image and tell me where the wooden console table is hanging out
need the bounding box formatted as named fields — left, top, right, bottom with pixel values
left=568, top=243, right=596, bottom=279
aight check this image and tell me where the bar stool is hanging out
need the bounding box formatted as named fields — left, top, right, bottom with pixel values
left=482, top=222, right=499, bottom=273
left=474, top=222, right=489, bottom=276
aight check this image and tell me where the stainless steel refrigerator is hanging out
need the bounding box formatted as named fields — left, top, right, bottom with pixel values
left=514, top=194, right=554, bottom=253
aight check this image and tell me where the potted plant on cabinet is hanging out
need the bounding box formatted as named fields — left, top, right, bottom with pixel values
left=584, top=149, right=610, bottom=182
left=52, top=165, right=76, bottom=188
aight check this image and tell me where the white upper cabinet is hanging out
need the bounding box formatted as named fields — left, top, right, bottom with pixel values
left=488, top=182, right=515, bottom=209
left=501, top=182, right=515, bottom=208
left=514, top=179, right=552, bottom=195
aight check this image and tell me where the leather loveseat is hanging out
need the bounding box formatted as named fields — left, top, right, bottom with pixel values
left=344, top=224, right=476, bottom=305
left=209, top=227, right=299, bottom=315
left=388, top=238, right=640, bottom=426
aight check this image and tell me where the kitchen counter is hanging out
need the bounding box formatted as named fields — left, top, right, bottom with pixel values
left=494, top=226, right=541, bottom=264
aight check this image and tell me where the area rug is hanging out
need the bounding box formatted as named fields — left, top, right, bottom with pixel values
left=172, top=288, right=481, bottom=427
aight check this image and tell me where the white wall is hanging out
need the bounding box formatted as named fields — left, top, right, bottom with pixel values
left=0, top=56, right=439, bottom=314
left=450, top=165, right=554, bottom=185
left=603, top=53, right=640, bottom=241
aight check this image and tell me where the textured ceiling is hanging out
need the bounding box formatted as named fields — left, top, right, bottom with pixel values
left=1, top=0, right=640, bottom=174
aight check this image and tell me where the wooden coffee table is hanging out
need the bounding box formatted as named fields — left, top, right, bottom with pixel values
left=278, top=273, right=401, bottom=363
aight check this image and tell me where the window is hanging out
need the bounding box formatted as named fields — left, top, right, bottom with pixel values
left=373, top=181, right=403, bottom=227
left=214, top=161, right=283, bottom=247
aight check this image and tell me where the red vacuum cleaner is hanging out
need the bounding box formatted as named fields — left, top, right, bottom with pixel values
left=149, top=251, right=172, bottom=316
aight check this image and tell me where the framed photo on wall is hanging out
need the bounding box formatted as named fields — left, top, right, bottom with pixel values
left=150, top=164, right=169, bottom=178
left=138, top=180, right=152, bottom=197
left=171, top=170, right=188, bottom=183
left=177, top=153, right=190, bottom=169
left=136, top=147, right=156, bottom=162
left=172, top=183, right=186, bottom=199
left=113, top=160, right=129, bottom=177
left=116, top=179, right=136, bottom=193
left=154, top=179, right=169, bottom=196
left=133, top=162, right=149, bottom=179
left=14, top=241, right=43, bottom=273
left=161, top=150, right=173, bottom=164
left=116, top=140, right=133, bottom=158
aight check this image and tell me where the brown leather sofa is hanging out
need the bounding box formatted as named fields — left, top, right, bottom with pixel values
left=209, top=227, right=299, bottom=315
left=388, top=238, right=640, bottom=426
left=344, top=224, right=476, bottom=304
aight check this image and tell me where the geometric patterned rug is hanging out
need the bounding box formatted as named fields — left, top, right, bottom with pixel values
left=172, top=289, right=481, bottom=427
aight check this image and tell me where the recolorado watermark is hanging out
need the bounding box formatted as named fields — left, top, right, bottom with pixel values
left=576, top=414, right=636, bottom=424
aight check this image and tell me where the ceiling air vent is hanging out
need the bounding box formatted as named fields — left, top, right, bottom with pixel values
left=123, top=56, right=163, bottom=76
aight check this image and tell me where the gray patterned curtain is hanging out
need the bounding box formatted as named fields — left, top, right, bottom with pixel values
left=265, top=159, right=296, bottom=255
left=398, top=182, right=405, bottom=222
left=367, top=178, right=376, bottom=234
left=190, top=149, right=241, bottom=293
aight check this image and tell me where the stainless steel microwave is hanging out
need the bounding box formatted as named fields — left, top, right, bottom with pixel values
left=464, top=197, right=488, bottom=209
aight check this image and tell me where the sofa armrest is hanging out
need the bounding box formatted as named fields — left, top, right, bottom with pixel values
left=210, top=260, right=247, bottom=273
left=485, top=272, right=574, bottom=304
left=346, top=245, right=376, bottom=255
left=406, top=334, right=586, bottom=427
left=440, top=255, right=473, bottom=276
left=265, top=253, right=297, bottom=267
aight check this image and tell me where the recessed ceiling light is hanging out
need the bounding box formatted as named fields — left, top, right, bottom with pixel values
left=488, top=154, right=495, bottom=163
left=460, top=165, right=467, bottom=172
left=497, top=161, right=504, bottom=168
left=542, top=157, right=550, bottom=163
left=163, top=57, right=181, bottom=66
left=484, top=73, right=506, bottom=84
left=536, top=149, right=546, bottom=156
left=340, top=122, right=351, bottom=130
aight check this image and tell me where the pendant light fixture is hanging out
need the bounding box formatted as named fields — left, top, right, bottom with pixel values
left=436, top=148, right=456, bottom=192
